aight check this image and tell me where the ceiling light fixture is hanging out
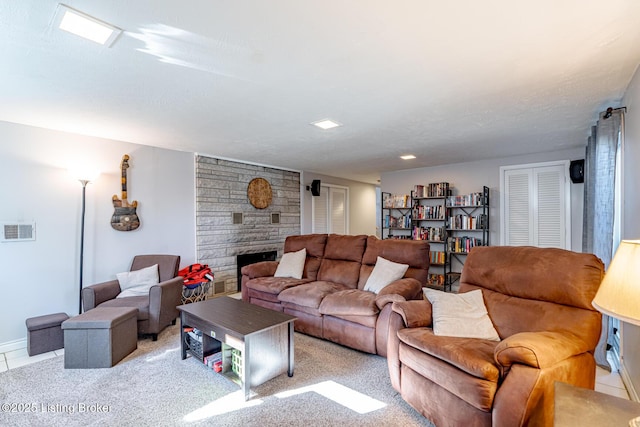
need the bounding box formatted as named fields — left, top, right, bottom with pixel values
left=312, top=119, right=342, bottom=130
left=400, top=155, right=416, bottom=160
left=55, top=4, right=122, bottom=47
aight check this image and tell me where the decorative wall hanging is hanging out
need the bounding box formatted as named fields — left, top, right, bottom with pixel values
left=247, top=177, right=272, bottom=209
left=111, top=154, right=140, bottom=231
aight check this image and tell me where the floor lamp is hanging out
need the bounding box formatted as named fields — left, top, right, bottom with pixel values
left=71, top=169, right=98, bottom=315
left=78, top=179, right=89, bottom=315
left=592, top=240, right=640, bottom=425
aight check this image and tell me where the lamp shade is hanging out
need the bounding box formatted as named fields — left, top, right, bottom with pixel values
left=592, top=240, right=640, bottom=326
left=68, top=167, right=99, bottom=183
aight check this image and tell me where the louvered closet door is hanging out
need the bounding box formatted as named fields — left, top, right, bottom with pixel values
left=504, top=169, right=533, bottom=246
left=534, top=165, right=566, bottom=248
left=312, top=185, right=349, bottom=234
left=502, top=162, right=569, bottom=249
left=329, top=187, right=347, bottom=234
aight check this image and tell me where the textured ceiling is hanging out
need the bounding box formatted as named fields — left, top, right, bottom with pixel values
left=2, top=1, right=640, bottom=183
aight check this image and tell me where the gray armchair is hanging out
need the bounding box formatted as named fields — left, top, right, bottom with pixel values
left=82, top=255, right=183, bottom=341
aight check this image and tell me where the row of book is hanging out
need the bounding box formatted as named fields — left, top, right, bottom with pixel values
left=383, top=193, right=411, bottom=208
left=413, top=226, right=445, bottom=242
left=447, top=237, right=483, bottom=254
left=384, top=214, right=411, bottom=229
left=430, top=251, right=445, bottom=265
left=413, top=204, right=446, bottom=220
left=413, top=182, right=450, bottom=198
left=447, top=192, right=485, bottom=207
left=449, top=214, right=487, bottom=230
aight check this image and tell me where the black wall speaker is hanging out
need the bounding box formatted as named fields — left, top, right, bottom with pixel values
left=570, top=160, right=584, bottom=184
left=309, top=179, right=321, bottom=196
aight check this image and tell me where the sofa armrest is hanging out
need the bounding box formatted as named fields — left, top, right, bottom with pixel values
left=391, top=299, right=433, bottom=328
left=495, top=331, right=592, bottom=371
left=375, top=278, right=422, bottom=309
left=241, top=261, right=279, bottom=279
left=149, top=276, right=184, bottom=329
left=82, top=280, right=121, bottom=310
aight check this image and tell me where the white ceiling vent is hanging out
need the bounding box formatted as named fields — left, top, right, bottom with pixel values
left=2, top=222, right=36, bottom=242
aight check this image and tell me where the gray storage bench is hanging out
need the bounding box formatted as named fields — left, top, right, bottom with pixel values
left=62, top=307, right=138, bottom=368
left=25, top=312, right=69, bottom=356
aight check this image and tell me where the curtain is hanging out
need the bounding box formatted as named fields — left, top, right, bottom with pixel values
left=583, top=108, right=623, bottom=370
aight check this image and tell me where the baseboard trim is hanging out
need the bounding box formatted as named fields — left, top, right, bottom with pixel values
left=0, top=337, right=27, bottom=354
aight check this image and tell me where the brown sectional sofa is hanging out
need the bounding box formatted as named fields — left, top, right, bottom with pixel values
left=241, top=233, right=430, bottom=356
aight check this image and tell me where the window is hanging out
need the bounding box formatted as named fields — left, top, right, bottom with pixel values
left=500, top=161, right=571, bottom=249
left=312, top=184, right=349, bottom=234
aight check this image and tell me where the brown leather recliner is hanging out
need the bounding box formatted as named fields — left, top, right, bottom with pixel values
left=387, top=246, right=604, bottom=426
left=82, top=255, right=183, bottom=341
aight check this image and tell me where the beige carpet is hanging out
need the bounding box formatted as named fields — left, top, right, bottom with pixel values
left=0, top=324, right=434, bottom=426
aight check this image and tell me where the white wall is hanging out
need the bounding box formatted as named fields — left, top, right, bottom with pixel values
left=301, top=172, right=378, bottom=236
left=0, top=121, right=196, bottom=346
left=381, top=148, right=586, bottom=251
left=621, top=64, right=640, bottom=400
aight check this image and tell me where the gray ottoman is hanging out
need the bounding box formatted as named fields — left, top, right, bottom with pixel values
left=25, top=312, right=69, bottom=356
left=62, top=307, right=138, bottom=369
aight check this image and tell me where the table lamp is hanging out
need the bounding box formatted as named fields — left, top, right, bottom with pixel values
left=591, top=240, right=640, bottom=427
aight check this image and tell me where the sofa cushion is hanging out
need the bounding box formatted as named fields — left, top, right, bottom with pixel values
left=398, top=335, right=499, bottom=411
left=460, top=245, right=604, bottom=310
left=317, top=234, right=367, bottom=288
left=424, top=288, right=500, bottom=341
left=363, top=256, right=409, bottom=293
left=359, top=236, right=430, bottom=289
left=274, top=248, right=307, bottom=279
left=398, top=327, right=500, bottom=382
left=284, top=234, right=327, bottom=280
left=245, top=276, right=311, bottom=294
left=319, top=289, right=380, bottom=316
left=278, top=281, right=350, bottom=309
left=98, top=296, right=149, bottom=321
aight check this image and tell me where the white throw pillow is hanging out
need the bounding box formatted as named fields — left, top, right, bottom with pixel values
left=116, top=264, right=160, bottom=298
left=423, top=288, right=500, bottom=341
left=274, top=248, right=306, bottom=279
left=364, top=256, right=409, bottom=294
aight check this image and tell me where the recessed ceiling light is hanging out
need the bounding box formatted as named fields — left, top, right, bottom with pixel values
left=311, top=119, right=342, bottom=130
left=55, top=4, right=122, bottom=47
left=400, top=155, right=416, bottom=160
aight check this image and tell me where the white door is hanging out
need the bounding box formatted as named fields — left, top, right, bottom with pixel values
left=312, top=185, right=349, bottom=234
left=501, top=161, right=570, bottom=249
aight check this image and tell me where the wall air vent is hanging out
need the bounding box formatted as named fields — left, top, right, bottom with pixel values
left=2, top=222, right=36, bottom=242
left=232, top=212, right=243, bottom=225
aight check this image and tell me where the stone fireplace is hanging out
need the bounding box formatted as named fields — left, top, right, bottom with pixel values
left=195, top=155, right=300, bottom=295
left=236, top=251, right=277, bottom=292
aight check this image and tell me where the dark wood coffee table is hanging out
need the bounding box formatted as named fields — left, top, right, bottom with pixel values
left=177, top=296, right=296, bottom=400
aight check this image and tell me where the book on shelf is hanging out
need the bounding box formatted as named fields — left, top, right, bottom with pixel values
left=413, top=226, right=445, bottom=241
left=413, top=202, right=445, bottom=220
left=447, top=192, right=485, bottom=207
left=427, top=273, right=445, bottom=288
left=429, top=251, right=445, bottom=265
left=383, top=193, right=410, bottom=208
left=386, top=235, right=412, bottom=240
left=385, top=214, right=411, bottom=229
left=413, top=182, right=450, bottom=198
left=448, top=214, right=487, bottom=230
left=447, top=236, right=482, bottom=253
